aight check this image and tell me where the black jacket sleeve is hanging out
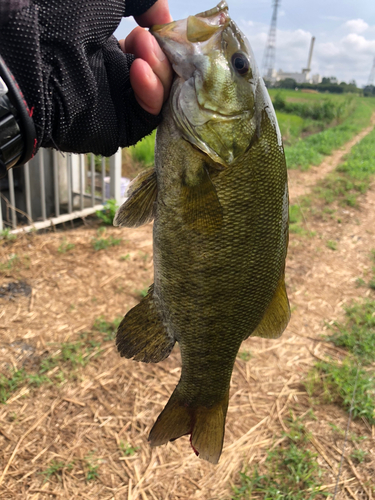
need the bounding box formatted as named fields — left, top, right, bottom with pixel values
left=0, top=0, right=161, bottom=157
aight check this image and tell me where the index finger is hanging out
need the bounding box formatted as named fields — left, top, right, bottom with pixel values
left=135, top=0, right=172, bottom=28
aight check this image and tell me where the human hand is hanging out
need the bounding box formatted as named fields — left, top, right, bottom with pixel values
left=119, top=0, right=173, bottom=115
left=0, top=0, right=171, bottom=159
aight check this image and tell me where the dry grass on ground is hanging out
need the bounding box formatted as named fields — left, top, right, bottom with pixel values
left=1, top=127, right=375, bottom=499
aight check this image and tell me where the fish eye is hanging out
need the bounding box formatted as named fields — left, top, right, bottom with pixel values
left=231, top=52, right=250, bottom=76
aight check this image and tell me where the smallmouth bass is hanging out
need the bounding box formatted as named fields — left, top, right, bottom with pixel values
left=114, top=1, right=290, bottom=464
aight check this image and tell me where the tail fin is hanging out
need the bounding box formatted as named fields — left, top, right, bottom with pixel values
left=148, top=387, right=229, bottom=464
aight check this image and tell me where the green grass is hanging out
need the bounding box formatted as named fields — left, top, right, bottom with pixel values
left=284, top=97, right=375, bottom=170
left=326, top=300, right=375, bottom=365
left=0, top=228, right=16, bottom=242
left=276, top=112, right=324, bottom=146
left=136, top=287, right=149, bottom=298
left=91, top=228, right=121, bottom=251
left=58, top=238, right=75, bottom=254
left=232, top=419, right=328, bottom=500
left=326, top=240, right=337, bottom=251
left=127, top=130, right=156, bottom=166
left=0, top=328, right=107, bottom=403
left=92, top=316, right=122, bottom=341
left=237, top=350, right=252, bottom=361
left=84, top=453, right=100, bottom=482
left=315, top=125, right=375, bottom=207
left=350, top=449, right=368, bottom=463
left=41, top=460, right=74, bottom=481
left=96, top=199, right=119, bottom=225
left=306, top=359, right=375, bottom=425
left=0, top=368, right=50, bottom=404
left=273, top=92, right=353, bottom=122
left=288, top=200, right=316, bottom=236
left=0, top=253, right=19, bottom=272
left=305, top=250, right=375, bottom=425
left=305, top=253, right=375, bottom=423
left=119, top=441, right=139, bottom=457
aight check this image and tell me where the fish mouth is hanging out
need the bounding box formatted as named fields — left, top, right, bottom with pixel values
left=151, top=2, right=230, bottom=50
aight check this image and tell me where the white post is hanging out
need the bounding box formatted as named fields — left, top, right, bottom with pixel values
left=109, top=148, right=122, bottom=205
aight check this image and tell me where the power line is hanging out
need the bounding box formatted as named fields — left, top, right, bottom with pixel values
left=262, top=0, right=281, bottom=80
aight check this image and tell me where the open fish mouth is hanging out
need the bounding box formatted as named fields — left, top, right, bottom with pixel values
left=151, top=1, right=230, bottom=52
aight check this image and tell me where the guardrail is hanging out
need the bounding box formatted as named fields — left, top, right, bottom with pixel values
left=0, top=148, right=123, bottom=233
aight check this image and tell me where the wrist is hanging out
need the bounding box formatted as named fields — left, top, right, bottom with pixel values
left=0, top=55, right=37, bottom=177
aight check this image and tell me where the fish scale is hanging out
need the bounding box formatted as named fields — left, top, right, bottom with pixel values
left=114, top=1, right=290, bottom=464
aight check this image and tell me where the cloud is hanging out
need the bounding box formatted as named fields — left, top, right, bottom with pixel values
left=343, top=19, right=369, bottom=34
left=241, top=17, right=375, bottom=87
left=341, top=33, right=375, bottom=54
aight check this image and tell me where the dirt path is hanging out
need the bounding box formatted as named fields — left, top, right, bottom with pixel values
left=288, top=112, right=375, bottom=204
left=1, top=122, right=375, bottom=499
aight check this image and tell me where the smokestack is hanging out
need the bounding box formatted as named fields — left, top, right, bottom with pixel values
left=306, top=36, right=315, bottom=71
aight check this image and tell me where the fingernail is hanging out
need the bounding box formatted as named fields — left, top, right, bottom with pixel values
left=152, top=36, right=166, bottom=62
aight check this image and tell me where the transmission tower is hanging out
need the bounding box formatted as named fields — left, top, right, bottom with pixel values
left=367, top=57, right=375, bottom=86
left=262, top=0, right=281, bottom=81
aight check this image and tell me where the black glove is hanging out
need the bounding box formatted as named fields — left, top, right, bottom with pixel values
left=0, top=0, right=161, bottom=158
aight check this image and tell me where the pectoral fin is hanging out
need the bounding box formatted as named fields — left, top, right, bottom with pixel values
left=116, top=284, right=175, bottom=363
left=181, top=166, right=223, bottom=234
left=113, top=168, right=157, bottom=228
left=248, top=275, right=290, bottom=340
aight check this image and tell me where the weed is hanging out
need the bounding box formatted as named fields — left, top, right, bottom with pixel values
left=326, top=240, right=337, bottom=251
left=316, top=126, right=375, bottom=206
left=120, top=254, right=131, bottom=261
left=58, top=238, right=75, bottom=253
left=119, top=441, right=139, bottom=457
left=0, top=369, right=27, bottom=403
left=289, top=201, right=315, bottom=236
left=26, top=373, right=51, bottom=387
left=274, top=93, right=347, bottom=122
left=0, top=327, right=107, bottom=403
left=93, top=316, right=122, bottom=341
left=350, top=449, right=368, bottom=463
left=232, top=419, right=327, bottom=500
left=238, top=351, right=252, bottom=361
left=91, top=228, right=121, bottom=251
left=0, top=253, right=19, bottom=272
left=306, top=359, right=375, bottom=424
left=355, top=278, right=366, bottom=287
left=0, top=228, right=16, bottom=242
left=96, top=199, right=119, bottom=225
left=84, top=454, right=100, bottom=482
left=128, top=131, right=156, bottom=166
left=136, top=288, right=148, bottom=298
left=284, top=97, right=375, bottom=170
left=326, top=300, right=375, bottom=365
left=41, top=460, right=74, bottom=481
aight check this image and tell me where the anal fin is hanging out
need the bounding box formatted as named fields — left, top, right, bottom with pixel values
left=116, top=284, right=175, bottom=363
left=248, top=274, right=290, bottom=340
left=114, top=168, right=157, bottom=228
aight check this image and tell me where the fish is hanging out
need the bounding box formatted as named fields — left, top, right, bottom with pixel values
left=113, top=0, right=290, bottom=464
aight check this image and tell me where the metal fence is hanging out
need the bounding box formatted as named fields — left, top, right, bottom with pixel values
left=0, top=148, right=124, bottom=233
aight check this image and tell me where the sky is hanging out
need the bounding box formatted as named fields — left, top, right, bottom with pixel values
left=115, top=0, right=375, bottom=87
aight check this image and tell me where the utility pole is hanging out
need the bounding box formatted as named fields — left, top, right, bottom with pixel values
left=367, top=56, right=375, bottom=86
left=262, top=0, right=281, bottom=82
